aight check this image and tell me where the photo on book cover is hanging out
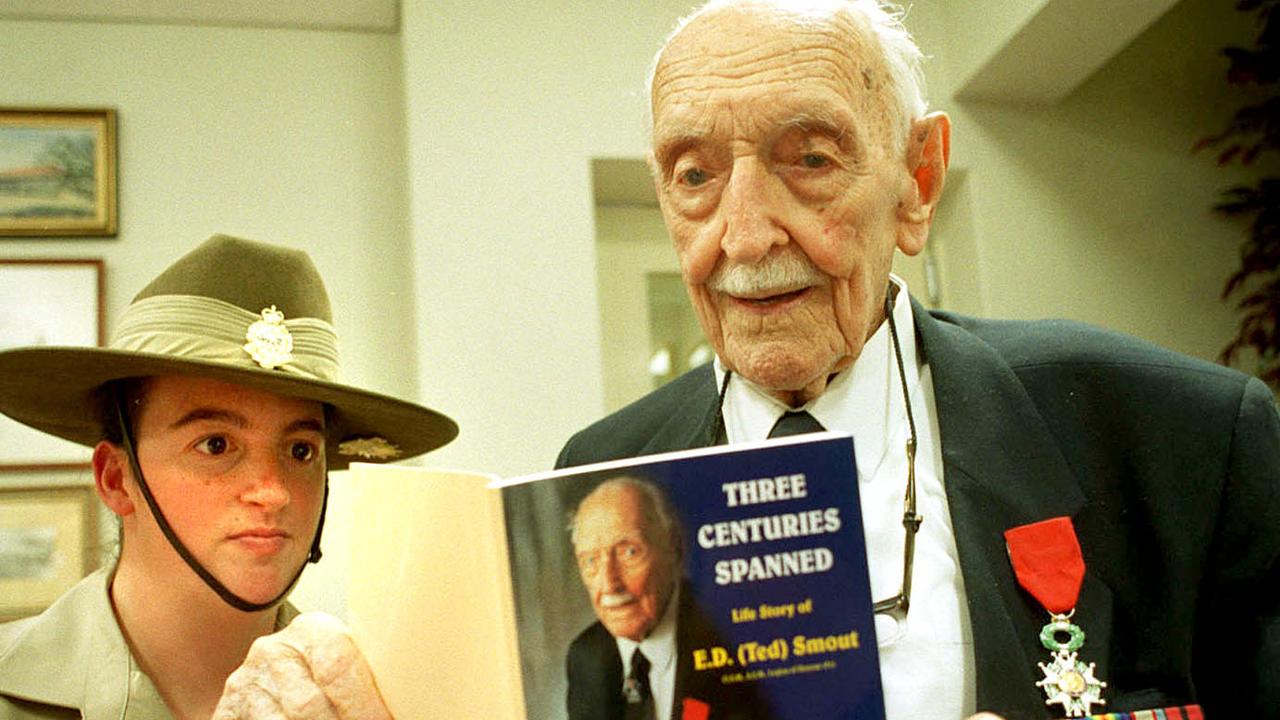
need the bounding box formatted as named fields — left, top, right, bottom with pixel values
left=499, top=434, right=885, bottom=720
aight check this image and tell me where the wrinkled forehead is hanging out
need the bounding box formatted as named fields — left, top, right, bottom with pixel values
left=574, top=486, right=650, bottom=545
left=651, top=4, right=897, bottom=142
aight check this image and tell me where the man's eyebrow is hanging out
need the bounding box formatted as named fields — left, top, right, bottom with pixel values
left=654, top=112, right=858, bottom=156
left=652, top=130, right=709, bottom=164
left=781, top=111, right=856, bottom=145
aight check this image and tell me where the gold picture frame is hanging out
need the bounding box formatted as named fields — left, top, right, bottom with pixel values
left=0, top=108, right=118, bottom=237
left=0, top=485, right=99, bottom=619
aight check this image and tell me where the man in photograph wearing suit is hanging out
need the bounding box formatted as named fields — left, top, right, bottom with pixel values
left=566, top=477, right=762, bottom=720
left=557, top=1, right=1280, bottom=718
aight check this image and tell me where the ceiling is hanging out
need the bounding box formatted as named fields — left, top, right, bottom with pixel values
left=0, top=0, right=399, bottom=33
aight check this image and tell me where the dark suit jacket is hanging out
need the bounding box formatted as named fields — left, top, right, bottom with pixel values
left=557, top=301, right=1280, bottom=719
left=566, top=582, right=766, bottom=720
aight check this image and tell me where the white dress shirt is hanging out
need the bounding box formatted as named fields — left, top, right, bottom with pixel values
left=714, top=277, right=977, bottom=720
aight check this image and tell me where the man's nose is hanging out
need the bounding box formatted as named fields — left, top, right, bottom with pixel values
left=720, top=157, right=788, bottom=264
left=597, top=552, right=625, bottom=591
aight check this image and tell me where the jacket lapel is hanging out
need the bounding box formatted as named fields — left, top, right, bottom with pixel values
left=915, top=303, right=1111, bottom=717
left=641, top=364, right=724, bottom=454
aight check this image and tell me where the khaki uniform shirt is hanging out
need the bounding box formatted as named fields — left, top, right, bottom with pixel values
left=0, top=566, right=297, bottom=720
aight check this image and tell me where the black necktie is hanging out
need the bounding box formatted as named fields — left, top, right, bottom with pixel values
left=623, top=648, right=654, bottom=720
left=769, top=410, right=825, bottom=438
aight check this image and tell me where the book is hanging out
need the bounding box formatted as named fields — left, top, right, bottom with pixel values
left=345, top=432, right=884, bottom=720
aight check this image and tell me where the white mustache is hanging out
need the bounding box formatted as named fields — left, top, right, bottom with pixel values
left=708, top=249, right=825, bottom=297
left=599, top=592, right=637, bottom=608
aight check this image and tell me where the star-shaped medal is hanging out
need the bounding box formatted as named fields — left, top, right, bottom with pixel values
left=1036, top=649, right=1106, bottom=717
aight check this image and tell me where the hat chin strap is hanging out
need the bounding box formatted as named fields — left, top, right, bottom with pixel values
left=113, top=389, right=327, bottom=614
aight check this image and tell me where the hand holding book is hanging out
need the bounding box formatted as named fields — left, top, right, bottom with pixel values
left=213, top=612, right=392, bottom=720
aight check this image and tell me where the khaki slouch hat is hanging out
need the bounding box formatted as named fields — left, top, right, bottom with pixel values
left=0, top=233, right=457, bottom=468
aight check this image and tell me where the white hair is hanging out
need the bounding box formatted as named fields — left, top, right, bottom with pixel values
left=569, top=476, right=685, bottom=562
left=647, top=0, right=928, bottom=155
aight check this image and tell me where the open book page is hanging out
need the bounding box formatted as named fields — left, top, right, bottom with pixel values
left=345, top=464, right=524, bottom=719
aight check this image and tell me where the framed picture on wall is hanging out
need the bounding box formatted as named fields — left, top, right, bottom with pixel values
left=0, top=259, right=104, bottom=470
left=0, top=108, right=118, bottom=237
left=0, top=484, right=98, bottom=620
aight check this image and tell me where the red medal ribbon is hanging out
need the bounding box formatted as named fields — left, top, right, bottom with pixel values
left=1004, top=516, right=1085, bottom=614
left=682, top=698, right=711, bottom=720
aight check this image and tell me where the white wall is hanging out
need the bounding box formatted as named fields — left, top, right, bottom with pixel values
left=0, top=18, right=416, bottom=615
left=399, top=0, right=696, bottom=477
left=594, top=206, right=683, bottom=412
left=912, top=0, right=1257, bottom=363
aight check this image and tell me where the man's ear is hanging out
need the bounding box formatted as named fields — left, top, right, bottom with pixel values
left=93, top=441, right=136, bottom=517
left=896, top=111, right=951, bottom=256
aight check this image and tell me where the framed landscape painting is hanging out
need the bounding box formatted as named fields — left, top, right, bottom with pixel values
left=0, top=485, right=98, bottom=619
left=0, top=108, right=117, bottom=237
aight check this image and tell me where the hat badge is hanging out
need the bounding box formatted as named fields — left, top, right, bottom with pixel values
left=243, top=305, right=294, bottom=370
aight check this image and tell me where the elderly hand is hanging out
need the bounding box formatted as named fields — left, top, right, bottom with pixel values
left=212, top=612, right=392, bottom=720
left=967, top=714, right=1007, bottom=720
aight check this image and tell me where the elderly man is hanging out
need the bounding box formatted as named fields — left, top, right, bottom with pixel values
left=0, top=235, right=456, bottom=719
left=567, top=477, right=762, bottom=720
left=558, top=1, right=1280, bottom=719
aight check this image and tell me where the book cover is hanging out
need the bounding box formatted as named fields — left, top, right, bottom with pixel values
left=498, top=432, right=884, bottom=720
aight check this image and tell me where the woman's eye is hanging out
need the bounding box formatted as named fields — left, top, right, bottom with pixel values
left=290, top=442, right=317, bottom=462
left=195, top=436, right=229, bottom=456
